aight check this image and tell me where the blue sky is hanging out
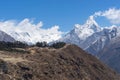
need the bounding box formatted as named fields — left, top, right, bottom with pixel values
left=0, top=0, right=120, bottom=31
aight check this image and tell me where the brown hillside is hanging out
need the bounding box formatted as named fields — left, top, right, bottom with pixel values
left=0, top=44, right=119, bottom=80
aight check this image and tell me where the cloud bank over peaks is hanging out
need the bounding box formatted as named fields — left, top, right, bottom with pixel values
left=93, top=8, right=120, bottom=24
left=0, top=18, right=63, bottom=44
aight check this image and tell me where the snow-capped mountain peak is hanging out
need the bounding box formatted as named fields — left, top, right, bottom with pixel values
left=84, top=16, right=101, bottom=31
left=74, top=16, right=100, bottom=29
left=0, top=19, right=62, bottom=44
left=86, top=16, right=98, bottom=26
left=60, top=16, right=120, bottom=55
left=73, top=16, right=101, bottom=41
left=59, top=16, right=102, bottom=49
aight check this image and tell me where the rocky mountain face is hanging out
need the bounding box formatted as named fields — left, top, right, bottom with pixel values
left=0, top=44, right=120, bottom=80
left=60, top=16, right=119, bottom=55
left=97, top=34, right=120, bottom=73
left=86, top=26, right=118, bottom=55
left=0, top=30, right=15, bottom=42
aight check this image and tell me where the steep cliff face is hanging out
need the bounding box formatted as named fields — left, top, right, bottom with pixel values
left=0, top=44, right=119, bottom=80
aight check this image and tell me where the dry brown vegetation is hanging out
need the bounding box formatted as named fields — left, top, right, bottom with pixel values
left=0, top=44, right=120, bottom=80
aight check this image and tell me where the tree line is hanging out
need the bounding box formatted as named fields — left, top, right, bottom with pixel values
left=35, top=41, right=66, bottom=49
left=0, top=41, right=66, bottom=50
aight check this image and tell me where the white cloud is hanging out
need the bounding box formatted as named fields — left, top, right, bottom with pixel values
left=94, top=8, right=120, bottom=24
left=0, top=18, right=63, bottom=43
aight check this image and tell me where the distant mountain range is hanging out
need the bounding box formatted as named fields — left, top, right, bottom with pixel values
left=60, top=16, right=119, bottom=54
left=0, top=16, right=120, bottom=73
